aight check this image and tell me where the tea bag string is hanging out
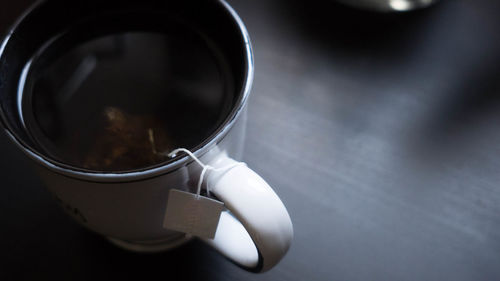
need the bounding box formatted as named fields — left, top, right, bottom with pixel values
left=167, top=148, right=245, bottom=198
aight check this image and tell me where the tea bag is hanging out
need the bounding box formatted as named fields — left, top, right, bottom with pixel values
left=83, top=106, right=172, bottom=171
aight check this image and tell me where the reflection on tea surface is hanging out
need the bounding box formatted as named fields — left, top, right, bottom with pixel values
left=22, top=31, right=233, bottom=172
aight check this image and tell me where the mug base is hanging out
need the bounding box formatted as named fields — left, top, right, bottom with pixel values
left=107, top=234, right=193, bottom=253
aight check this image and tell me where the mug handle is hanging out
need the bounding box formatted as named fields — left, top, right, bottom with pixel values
left=201, top=154, right=293, bottom=272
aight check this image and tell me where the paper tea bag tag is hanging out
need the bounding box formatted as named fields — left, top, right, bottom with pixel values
left=163, top=148, right=243, bottom=239
left=163, top=189, right=224, bottom=239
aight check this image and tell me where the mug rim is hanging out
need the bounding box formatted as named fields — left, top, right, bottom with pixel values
left=0, top=0, right=254, bottom=182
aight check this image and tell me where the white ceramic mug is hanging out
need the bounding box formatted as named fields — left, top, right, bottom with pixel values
left=0, top=0, right=293, bottom=273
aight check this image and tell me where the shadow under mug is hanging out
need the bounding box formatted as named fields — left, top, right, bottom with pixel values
left=0, top=0, right=293, bottom=273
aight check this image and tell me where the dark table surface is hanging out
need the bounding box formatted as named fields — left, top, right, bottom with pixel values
left=2, top=0, right=500, bottom=280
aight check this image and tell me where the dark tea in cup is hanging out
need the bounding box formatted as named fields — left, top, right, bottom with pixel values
left=20, top=29, right=234, bottom=172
